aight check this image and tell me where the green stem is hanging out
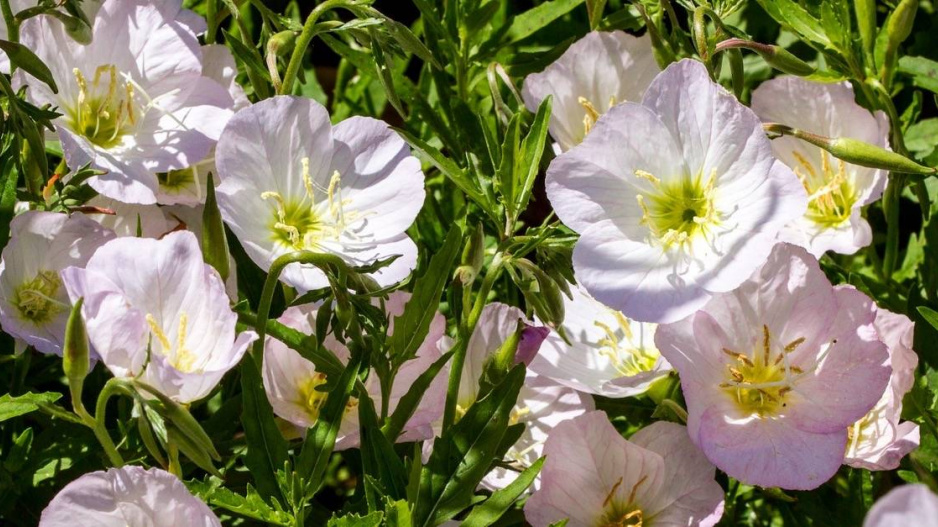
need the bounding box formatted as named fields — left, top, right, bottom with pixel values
left=71, top=379, right=125, bottom=467
left=252, top=251, right=348, bottom=361
left=280, top=0, right=348, bottom=95
left=442, top=254, right=504, bottom=430
left=0, top=0, right=18, bottom=47
left=205, top=0, right=218, bottom=43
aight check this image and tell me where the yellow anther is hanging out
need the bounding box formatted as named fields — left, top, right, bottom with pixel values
left=578, top=96, right=602, bottom=136
left=762, top=325, right=771, bottom=366
left=301, top=157, right=315, bottom=200
left=634, top=169, right=661, bottom=186
left=146, top=314, right=172, bottom=351
left=784, top=337, right=805, bottom=353
left=636, top=194, right=650, bottom=225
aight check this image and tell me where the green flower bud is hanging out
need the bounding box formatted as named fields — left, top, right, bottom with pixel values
left=63, top=297, right=90, bottom=394
left=855, top=0, right=877, bottom=58
left=457, top=223, right=485, bottom=285
left=510, top=258, right=565, bottom=330
left=785, top=127, right=936, bottom=176
left=201, top=173, right=230, bottom=281
left=756, top=45, right=816, bottom=77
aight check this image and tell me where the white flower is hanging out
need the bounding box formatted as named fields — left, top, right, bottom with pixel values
left=0, top=211, right=114, bottom=355
left=85, top=195, right=176, bottom=238
left=522, top=31, right=660, bottom=151
left=16, top=0, right=234, bottom=204
left=845, top=308, right=920, bottom=471
left=864, top=485, right=938, bottom=527
left=752, top=77, right=890, bottom=256
left=61, top=231, right=256, bottom=403
left=157, top=44, right=250, bottom=206
left=39, top=466, right=220, bottom=526
left=263, top=292, right=448, bottom=448
left=529, top=284, right=670, bottom=397
left=546, top=59, right=807, bottom=323
left=455, top=303, right=593, bottom=490
left=215, top=95, right=425, bottom=293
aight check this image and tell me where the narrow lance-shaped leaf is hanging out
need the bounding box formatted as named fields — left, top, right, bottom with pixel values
left=382, top=350, right=454, bottom=441
left=514, top=96, right=553, bottom=219
left=461, top=457, right=546, bottom=527
left=387, top=225, right=462, bottom=365
left=412, top=365, right=526, bottom=527
left=0, top=39, right=58, bottom=92
left=358, top=386, right=408, bottom=501
left=239, top=356, right=290, bottom=501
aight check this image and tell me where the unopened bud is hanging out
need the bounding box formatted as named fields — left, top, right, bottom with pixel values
left=457, top=223, right=485, bottom=285
left=775, top=125, right=937, bottom=176
left=516, top=325, right=549, bottom=366
left=201, top=174, right=230, bottom=281
left=267, top=30, right=297, bottom=57
left=63, top=297, right=90, bottom=392
left=886, top=0, right=918, bottom=55
left=715, top=39, right=815, bottom=77
left=511, top=258, right=565, bottom=329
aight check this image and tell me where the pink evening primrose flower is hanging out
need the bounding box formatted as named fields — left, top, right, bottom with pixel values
left=215, top=96, right=425, bottom=293
left=845, top=308, right=919, bottom=471
left=39, top=466, right=220, bottom=527
left=752, top=77, right=890, bottom=257
left=0, top=211, right=114, bottom=356
left=656, top=243, right=891, bottom=490
left=864, top=484, right=938, bottom=527
left=546, top=59, right=806, bottom=324
left=454, top=303, right=594, bottom=490
left=61, top=231, right=257, bottom=403
left=262, top=292, right=448, bottom=449
left=524, top=411, right=724, bottom=527
left=15, top=0, right=234, bottom=205
left=522, top=30, right=660, bottom=151
left=530, top=283, right=671, bottom=398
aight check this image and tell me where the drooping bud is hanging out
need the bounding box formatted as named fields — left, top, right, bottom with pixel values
left=63, top=297, right=90, bottom=395
left=715, top=38, right=815, bottom=77
left=456, top=222, right=485, bottom=285
left=764, top=123, right=936, bottom=176
left=509, top=258, right=565, bottom=330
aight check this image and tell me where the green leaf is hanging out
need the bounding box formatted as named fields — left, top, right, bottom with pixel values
left=412, top=365, right=526, bottom=527
left=461, top=457, right=545, bottom=527
left=0, top=392, right=61, bottom=423
left=905, top=118, right=938, bottom=158
left=385, top=498, right=413, bottom=527
left=190, top=482, right=293, bottom=526
left=239, top=357, right=290, bottom=500
left=238, top=310, right=345, bottom=377
left=0, top=39, right=57, bottom=92
left=296, top=352, right=362, bottom=493
left=358, top=388, right=408, bottom=500
left=514, top=96, right=552, bottom=218
left=586, top=0, right=607, bottom=30
left=898, top=56, right=938, bottom=94
left=0, top=146, right=20, bottom=266
left=755, top=0, right=831, bottom=48
left=201, top=173, right=230, bottom=281
left=387, top=225, right=462, bottom=365
left=918, top=306, right=938, bottom=332
left=384, top=19, right=440, bottom=69
left=506, top=0, right=585, bottom=44
left=223, top=29, right=272, bottom=82
left=383, top=350, right=453, bottom=441
left=327, top=511, right=384, bottom=527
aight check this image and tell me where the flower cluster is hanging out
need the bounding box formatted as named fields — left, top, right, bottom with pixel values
left=4, top=1, right=935, bottom=526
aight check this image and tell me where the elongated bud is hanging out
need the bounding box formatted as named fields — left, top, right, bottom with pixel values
left=267, top=30, right=297, bottom=57
left=764, top=123, right=936, bottom=176
left=715, top=39, right=815, bottom=76
left=63, top=297, right=90, bottom=393
left=133, top=381, right=220, bottom=460
left=886, top=0, right=918, bottom=54
left=492, top=320, right=524, bottom=374
left=201, top=173, right=230, bottom=281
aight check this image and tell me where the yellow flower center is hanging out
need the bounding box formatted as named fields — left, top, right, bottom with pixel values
left=262, top=158, right=368, bottom=251
left=146, top=312, right=201, bottom=373
left=791, top=149, right=857, bottom=228
left=594, top=311, right=659, bottom=377
left=67, top=65, right=139, bottom=148
left=157, top=167, right=197, bottom=194
left=298, top=372, right=329, bottom=421
left=579, top=95, right=617, bottom=139
left=719, top=326, right=815, bottom=416
left=14, top=270, right=65, bottom=325
left=598, top=476, right=646, bottom=527
left=635, top=169, right=721, bottom=250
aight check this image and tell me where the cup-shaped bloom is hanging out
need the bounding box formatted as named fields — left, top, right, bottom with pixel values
left=456, top=303, right=594, bottom=490
left=529, top=284, right=670, bottom=397
left=525, top=411, right=724, bottom=527
left=215, top=96, right=425, bottom=292
left=845, top=308, right=919, bottom=470
left=547, top=59, right=807, bottom=323
left=522, top=31, right=660, bottom=151
left=16, top=0, right=234, bottom=204
left=157, top=44, right=250, bottom=206
left=39, top=466, right=220, bottom=526
left=656, top=243, right=891, bottom=490
left=0, top=211, right=114, bottom=355
left=752, top=77, right=890, bottom=257
left=263, top=292, right=447, bottom=448
left=864, top=484, right=938, bottom=527
left=61, top=231, right=256, bottom=403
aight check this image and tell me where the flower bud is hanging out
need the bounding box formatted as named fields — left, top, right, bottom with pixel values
left=787, top=127, right=936, bottom=176
left=756, top=45, right=815, bottom=77
left=855, top=0, right=877, bottom=57
left=267, top=30, right=297, bottom=58
left=457, top=223, right=485, bottom=285
left=516, top=325, right=549, bottom=366
left=63, top=297, right=90, bottom=392
left=201, top=173, right=230, bottom=281
left=886, top=0, right=918, bottom=55
left=510, top=258, right=565, bottom=330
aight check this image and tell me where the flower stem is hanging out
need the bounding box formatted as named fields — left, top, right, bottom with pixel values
left=280, top=0, right=348, bottom=96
